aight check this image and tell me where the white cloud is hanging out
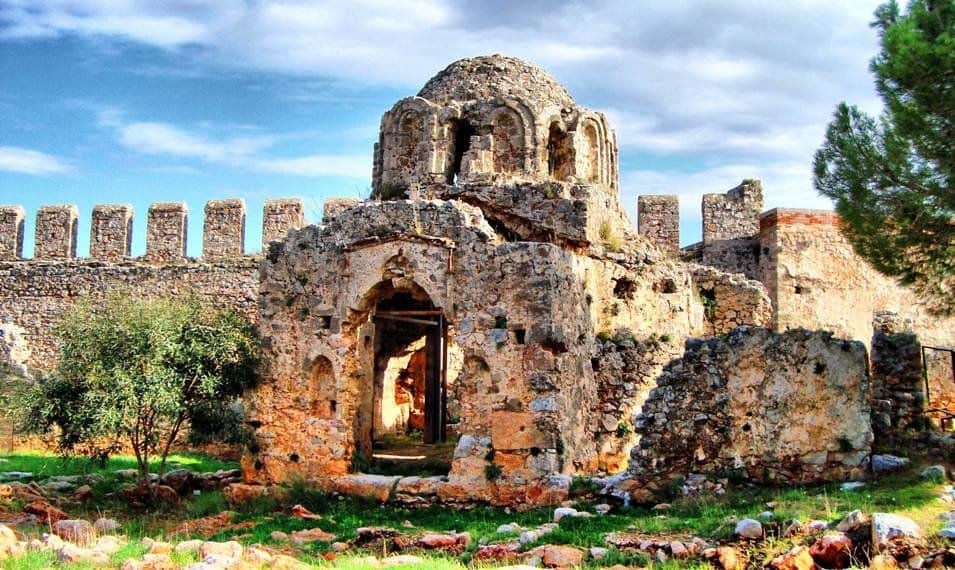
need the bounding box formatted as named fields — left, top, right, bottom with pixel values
left=0, top=146, right=73, bottom=175
left=255, top=155, right=370, bottom=178
left=118, top=122, right=275, bottom=163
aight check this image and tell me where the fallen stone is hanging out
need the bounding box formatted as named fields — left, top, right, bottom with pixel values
left=270, top=531, right=288, bottom=542
left=841, top=481, right=866, bottom=491
left=355, top=526, right=401, bottom=545
left=58, top=543, right=108, bottom=565
left=670, top=540, right=689, bottom=558
left=553, top=507, right=577, bottom=522
left=938, top=526, right=955, bottom=539
left=148, top=541, right=173, bottom=554
left=589, top=547, right=608, bottom=560
left=872, top=455, right=910, bottom=474
left=872, top=513, right=921, bottom=550
left=758, top=510, right=774, bottom=520
left=870, top=554, right=899, bottom=569
left=53, top=519, right=95, bottom=546
left=22, top=500, right=68, bottom=524
left=537, top=544, right=585, bottom=568
left=836, top=509, right=869, bottom=533
left=809, top=533, right=853, bottom=569
left=290, top=527, right=335, bottom=544
left=94, top=517, right=121, bottom=534
left=175, top=539, right=203, bottom=553
left=331, top=541, right=349, bottom=552
left=734, top=518, right=763, bottom=539
left=245, top=546, right=273, bottom=565
left=594, top=503, right=611, bottom=514
left=222, top=483, right=269, bottom=504
left=290, top=504, right=321, bottom=520
left=519, top=523, right=557, bottom=545
left=921, top=465, right=947, bottom=482
left=198, top=540, right=243, bottom=560
left=496, top=522, right=523, bottom=534
left=0, top=525, right=15, bottom=549
left=717, top=546, right=741, bottom=570
left=770, top=545, right=814, bottom=570
left=94, top=535, right=124, bottom=555
left=475, top=543, right=521, bottom=562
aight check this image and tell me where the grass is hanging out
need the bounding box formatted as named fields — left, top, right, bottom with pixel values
left=0, top=450, right=237, bottom=479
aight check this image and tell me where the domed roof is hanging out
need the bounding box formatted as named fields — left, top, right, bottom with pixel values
left=417, top=54, right=575, bottom=110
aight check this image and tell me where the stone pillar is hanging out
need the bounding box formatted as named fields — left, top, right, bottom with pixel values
left=637, top=195, right=679, bottom=255
left=90, top=204, right=133, bottom=261
left=203, top=199, right=246, bottom=259
left=0, top=206, right=25, bottom=261
left=262, top=198, right=305, bottom=248
left=146, top=202, right=188, bottom=262
left=322, top=198, right=359, bottom=223
left=34, top=205, right=78, bottom=260
left=871, top=311, right=925, bottom=437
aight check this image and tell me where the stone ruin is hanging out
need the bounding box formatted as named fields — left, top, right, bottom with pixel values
left=1, top=55, right=953, bottom=506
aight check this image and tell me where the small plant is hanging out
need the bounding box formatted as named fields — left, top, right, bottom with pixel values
left=542, top=182, right=560, bottom=199
left=484, top=463, right=502, bottom=481
left=599, top=221, right=612, bottom=241
left=837, top=436, right=854, bottom=452
left=659, top=333, right=672, bottom=343
left=700, top=289, right=718, bottom=321
left=597, top=330, right=613, bottom=343
left=569, top=476, right=600, bottom=497
left=606, top=232, right=623, bottom=253
left=615, top=421, right=631, bottom=438
left=484, top=448, right=496, bottom=462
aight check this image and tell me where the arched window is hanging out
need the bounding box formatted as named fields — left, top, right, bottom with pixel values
left=582, top=122, right=600, bottom=183
left=547, top=123, right=573, bottom=181
left=309, top=356, right=337, bottom=419
left=446, top=118, right=475, bottom=185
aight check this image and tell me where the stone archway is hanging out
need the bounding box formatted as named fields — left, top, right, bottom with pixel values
left=353, top=279, right=451, bottom=474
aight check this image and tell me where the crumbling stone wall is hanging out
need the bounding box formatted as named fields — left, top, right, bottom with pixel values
left=758, top=208, right=955, bottom=349
left=690, top=265, right=772, bottom=336
left=628, top=328, right=872, bottom=491
left=0, top=206, right=25, bottom=261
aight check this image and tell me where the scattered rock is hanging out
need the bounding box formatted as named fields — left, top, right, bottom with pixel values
left=594, top=503, right=611, bottom=515
left=496, top=522, right=522, bottom=534
left=354, top=526, right=401, bottom=545
left=331, top=542, right=349, bottom=552
left=536, top=544, right=584, bottom=568
left=174, top=539, right=203, bottom=553
left=716, top=546, right=741, bottom=570
left=553, top=507, right=577, bottom=522
left=670, top=540, right=689, bottom=558
left=734, top=518, right=763, bottom=539
left=519, top=523, right=557, bottom=545
left=290, top=527, right=336, bottom=544
left=589, top=547, right=608, bottom=560
left=270, top=531, right=288, bottom=542
left=809, top=533, right=853, bottom=569
left=652, top=503, right=671, bottom=511
left=416, top=532, right=469, bottom=550
left=872, top=513, right=921, bottom=550
left=836, top=509, right=869, bottom=533
left=937, top=526, right=955, bottom=539
left=198, top=540, right=243, bottom=560
left=381, top=554, right=426, bottom=567
left=921, top=465, right=947, bottom=482
left=870, top=554, right=899, bottom=570
left=94, top=517, right=121, bottom=534
left=53, top=519, right=95, bottom=546
left=770, top=545, right=814, bottom=570
left=757, top=510, right=774, bottom=520
left=245, top=546, right=273, bottom=565
left=475, top=543, right=521, bottom=562
left=840, top=481, right=866, bottom=491
left=22, top=500, right=68, bottom=524
left=290, top=504, right=322, bottom=520
left=222, top=483, right=269, bottom=504
left=872, top=455, right=910, bottom=474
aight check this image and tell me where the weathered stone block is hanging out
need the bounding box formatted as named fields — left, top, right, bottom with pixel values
left=262, top=198, right=304, bottom=248
left=322, top=198, right=359, bottom=223
left=0, top=206, right=25, bottom=261
left=145, top=202, right=187, bottom=262
left=491, top=411, right=552, bottom=450
left=34, top=205, right=78, bottom=260
left=90, top=204, right=133, bottom=261
left=203, top=199, right=245, bottom=259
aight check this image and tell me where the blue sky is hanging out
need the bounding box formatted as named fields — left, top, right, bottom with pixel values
left=0, top=0, right=883, bottom=256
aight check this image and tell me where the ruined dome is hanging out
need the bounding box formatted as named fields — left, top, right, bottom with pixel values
left=417, top=55, right=575, bottom=110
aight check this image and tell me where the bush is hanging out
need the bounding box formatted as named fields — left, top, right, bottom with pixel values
left=18, top=295, right=260, bottom=498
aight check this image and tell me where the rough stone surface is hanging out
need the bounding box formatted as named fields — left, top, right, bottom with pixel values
left=734, top=519, right=763, bottom=539
left=203, top=199, right=246, bottom=259
left=872, top=513, right=921, bottom=551
left=34, top=205, right=78, bottom=260
left=630, top=328, right=872, bottom=486
left=90, top=204, right=133, bottom=261
left=638, top=195, right=679, bottom=255
left=145, top=202, right=188, bottom=262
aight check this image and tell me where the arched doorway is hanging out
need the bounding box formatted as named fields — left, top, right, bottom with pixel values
left=358, top=281, right=452, bottom=475
left=547, top=122, right=574, bottom=181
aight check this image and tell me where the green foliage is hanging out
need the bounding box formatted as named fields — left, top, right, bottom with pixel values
left=814, top=0, right=955, bottom=315
left=484, top=463, right=502, bottom=481
left=615, top=421, right=631, bottom=438
left=17, top=295, right=259, bottom=492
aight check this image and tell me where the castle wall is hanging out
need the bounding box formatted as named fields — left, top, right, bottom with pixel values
left=700, top=180, right=763, bottom=280
left=0, top=200, right=305, bottom=373
left=758, top=208, right=955, bottom=348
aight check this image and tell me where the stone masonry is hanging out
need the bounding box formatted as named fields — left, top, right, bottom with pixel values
left=637, top=195, right=679, bottom=255
left=0, top=206, right=24, bottom=261
left=34, top=205, right=78, bottom=260
left=146, top=202, right=188, bottom=262
left=203, top=199, right=246, bottom=259
left=90, top=204, right=133, bottom=261
left=262, top=198, right=305, bottom=248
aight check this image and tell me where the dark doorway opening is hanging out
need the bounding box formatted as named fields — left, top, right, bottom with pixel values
left=447, top=119, right=475, bottom=185
left=368, top=288, right=452, bottom=475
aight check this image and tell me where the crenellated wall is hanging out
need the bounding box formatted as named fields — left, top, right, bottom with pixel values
left=0, top=198, right=308, bottom=373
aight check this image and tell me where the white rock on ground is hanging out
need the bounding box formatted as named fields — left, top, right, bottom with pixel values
left=922, top=465, right=948, bottom=481
left=836, top=509, right=870, bottom=532
left=872, top=513, right=921, bottom=549
left=871, top=454, right=910, bottom=474
left=735, top=519, right=763, bottom=539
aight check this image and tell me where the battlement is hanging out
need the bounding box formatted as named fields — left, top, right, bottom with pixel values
left=637, top=195, right=679, bottom=254
left=0, top=198, right=313, bottom=263
left=702, top=179, right=763, bottom=243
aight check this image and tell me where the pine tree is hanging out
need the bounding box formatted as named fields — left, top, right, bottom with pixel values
left=814, top=0, right=954, bottom=315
